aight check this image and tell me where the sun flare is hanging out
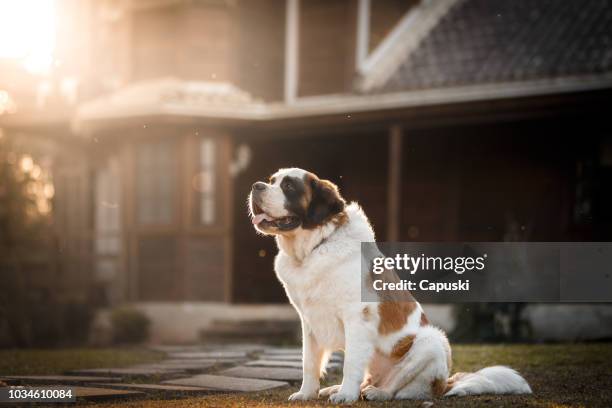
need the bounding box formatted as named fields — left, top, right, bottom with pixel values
left=0, top=0, right=56, bottom=75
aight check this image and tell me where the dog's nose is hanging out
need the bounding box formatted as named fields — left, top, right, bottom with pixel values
left=252, top=182, right=267, bottom=192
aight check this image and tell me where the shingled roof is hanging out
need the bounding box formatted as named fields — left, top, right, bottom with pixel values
left=375, top=0, right=612, bottom=93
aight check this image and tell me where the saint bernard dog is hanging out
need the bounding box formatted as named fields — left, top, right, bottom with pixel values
left=249, top=168, right=532, bottom=403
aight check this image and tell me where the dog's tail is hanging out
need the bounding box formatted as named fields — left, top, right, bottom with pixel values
left=443, top=366, right=532, bottom=397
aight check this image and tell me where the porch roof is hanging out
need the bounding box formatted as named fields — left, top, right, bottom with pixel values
left=73, top=73, right=612, bottom=133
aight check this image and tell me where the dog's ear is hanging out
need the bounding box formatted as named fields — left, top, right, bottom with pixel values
left=305, top=177, right=345, bottom=227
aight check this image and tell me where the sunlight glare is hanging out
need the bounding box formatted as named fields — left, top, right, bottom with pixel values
left=0, top=0, right=56, bottom=75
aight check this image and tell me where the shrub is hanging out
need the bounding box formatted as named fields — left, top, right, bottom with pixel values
left=110, top=307, right=150, bottom=344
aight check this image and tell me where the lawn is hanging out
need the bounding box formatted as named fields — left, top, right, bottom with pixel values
left=0, top=348, right=163, bottom=376
left=2, top=344, right=611, bottom=407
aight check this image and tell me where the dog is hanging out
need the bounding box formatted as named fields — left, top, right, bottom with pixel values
left=249, top=168, right=532, bottom=402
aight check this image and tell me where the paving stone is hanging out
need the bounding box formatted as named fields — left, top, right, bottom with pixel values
left=219, top=366, right=302, bottom=382
left=245, top=360, right=341, bottom=370
left=28, top=385, right=145, bottom=400
left=163, top=374, right=288, bottom=392
left=204, top=343, right=266, bottom=353
left=263, top=347, right=302, bottom=355
left=69, top=367, right=183, bottom=377
left=1, top=375, right=122, bottom=384
left=259, top=353, right=301, bottom=360
left=94, top=382, right=216, bottom=394
left=168, top=351, right=248, bottom=360
left=131, top=362, right=216, bottom=372
left=161, top=359, right=239, bottom=366
left=260, top=354, right=343, bottom=363
left=69, top=386, right=145, bottom=400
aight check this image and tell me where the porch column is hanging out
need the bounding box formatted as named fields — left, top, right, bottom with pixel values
left=284, top=0, right=299, bottom=103
left=387, top=124, right=403, bottom=242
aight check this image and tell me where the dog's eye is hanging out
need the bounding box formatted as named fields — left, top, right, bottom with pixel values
left=283, top=181, right=295, bottom=191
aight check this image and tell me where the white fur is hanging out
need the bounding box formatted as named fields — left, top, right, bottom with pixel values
left=254, top=168, right=532, bottom=402
left=444, top=366, right=532, bottom=396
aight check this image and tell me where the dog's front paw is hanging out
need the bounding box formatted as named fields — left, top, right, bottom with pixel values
left=319, top=385, right=341, bottom=398
left=329, top=391, right=359, bottom=404
left=288, top=391, right=316, bottom=401
left=362, top=385, right=392, bottom=401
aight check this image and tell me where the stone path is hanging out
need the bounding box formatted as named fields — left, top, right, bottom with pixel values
left=219, top=366, right=303, bottom=381
left=0, top=343, right=344, bottom=403
left=163, top=374, right=288, bottom=392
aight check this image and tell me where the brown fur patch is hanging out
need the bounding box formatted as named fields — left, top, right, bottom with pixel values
left=432, top=377, right=450, bottom=397
left=448, top=372, right=469, bottom=383
left=377, top=301, right=417, bottom=335
left=301, top=172, right=346, bottom=228
left=420, top=312, right=429, bottom=326
left=301, top=173, right=315, bottom=211
left=362, top=306, right=372, bottom=321
left=330, top=210, right=348, bottom=227
left=390, top=334, right=415, bottom=359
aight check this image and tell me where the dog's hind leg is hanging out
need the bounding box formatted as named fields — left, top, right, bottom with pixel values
left=361, top=385, right=393, bottom=401
left=363, top=351, right=432, bottom=400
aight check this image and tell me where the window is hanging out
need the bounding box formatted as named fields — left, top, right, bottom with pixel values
left=136, top=139, right=176, bottom=225
left=95, top=156, right=121, bottom=255
left=194, top=138, right=217, bottom=225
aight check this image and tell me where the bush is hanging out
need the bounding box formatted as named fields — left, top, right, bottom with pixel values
left=110, top=307, right=150, bottom=344
left=451, top=302, right=531, bottom=342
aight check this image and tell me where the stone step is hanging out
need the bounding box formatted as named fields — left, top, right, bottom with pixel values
left=199, top=320, right=299, bottom=344
left=163, top=374, right=288, bottom=392
left=68, top=367, right=184, bottom=378
left=93, top=382, right=217, bottom=394
left=219, top=366, right=302, bottom=382
left=245, top=359, right=341, bottom=370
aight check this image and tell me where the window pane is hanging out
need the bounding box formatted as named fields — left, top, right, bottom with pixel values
left=136, top=140, right=176, bottom=225
left=196, top=138, right=216, bottom=225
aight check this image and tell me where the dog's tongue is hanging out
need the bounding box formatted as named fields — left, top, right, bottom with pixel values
left=252, top=213, right=274, bottom=225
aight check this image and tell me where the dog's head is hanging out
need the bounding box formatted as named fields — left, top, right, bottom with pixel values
left=248, top=168, right=345, bottom=235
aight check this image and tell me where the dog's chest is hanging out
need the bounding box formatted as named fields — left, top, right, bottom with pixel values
left=276, top=258, right=345, bottom=348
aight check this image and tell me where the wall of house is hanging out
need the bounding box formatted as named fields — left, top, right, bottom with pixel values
left=233, top=0, right=286, bottom=102
left=398, top=117, right=612, bottom=243
left=131, top=1, right=286, bottom=101
left=298, top=0, right=358, bottom=96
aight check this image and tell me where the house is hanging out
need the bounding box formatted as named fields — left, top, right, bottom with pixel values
left=2, top=0, right=612, bottom=343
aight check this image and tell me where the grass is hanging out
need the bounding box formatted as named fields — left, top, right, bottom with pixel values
left=2, top=344, right=611, bottom=407
left=0, top=348, right=163, bottom=376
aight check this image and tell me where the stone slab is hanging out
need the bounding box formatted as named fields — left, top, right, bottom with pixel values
left=163, top=374, right=288, bottom=392
left=219, top=366, right=302, bottom=382
left=133, top=362, right=216, bottom=372
left=94, top=382, right=216, bottom=394
left=168, top=351, right=248, bottom=360
left=70, top=386, right=145, bottom=400
left=1, top=375, right=122, bottom=384
left=69, top=367, right=183, bottom=377
left=245, top=360, right=341, bottom=370
left=28, top=385, right=145, bottom=400
left=204, top=344, right=266, bottom=353
left=260, top=354, right=343, bottom=363
left=163, top=358, right=247, bottom=366
left=262, top=347, right=301, bottom=355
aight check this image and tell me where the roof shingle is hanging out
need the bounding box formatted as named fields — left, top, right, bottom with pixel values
left=379, top=0, right=612, bottom=92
